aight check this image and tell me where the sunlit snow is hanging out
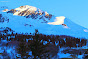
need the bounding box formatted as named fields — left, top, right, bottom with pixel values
left=13, top=5, right=37, bottom=16
left=47, top=16, right=65, bottom=25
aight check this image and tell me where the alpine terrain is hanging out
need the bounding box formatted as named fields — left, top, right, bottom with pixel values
left=0, top=5, right=88, bottom=59
left=0, top=5, right=88, bottom=38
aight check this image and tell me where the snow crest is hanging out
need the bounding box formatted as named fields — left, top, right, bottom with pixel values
left=47, top=16, right=65, bottom=25
left=13, top=5, right=37, bottom=15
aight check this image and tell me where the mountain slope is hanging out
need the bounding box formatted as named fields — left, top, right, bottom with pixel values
left=0, top=5, right=88, bottom=38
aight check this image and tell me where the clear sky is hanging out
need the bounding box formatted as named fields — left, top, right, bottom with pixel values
left=0, top=0, right=88, bottom=28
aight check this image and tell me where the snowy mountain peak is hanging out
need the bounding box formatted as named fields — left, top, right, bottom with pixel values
left=1, top=5, right=88, bottom=38
left=3, top=5, right=50, bottom=17
left=14, top=5, right=37, bottom=16
left=2, top=5, right=53, bottom=23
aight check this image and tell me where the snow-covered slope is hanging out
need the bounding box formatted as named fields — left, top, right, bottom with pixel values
left=0, top=5, right=88, bottom=39
left=48, top=16, right=65, bottom=25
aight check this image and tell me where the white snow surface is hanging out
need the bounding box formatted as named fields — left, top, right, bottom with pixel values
left=0, top=5, right=88, bottom=39
left=48, top=16, right=65, bottom=25
left=13, top=5, right=37, bottom=15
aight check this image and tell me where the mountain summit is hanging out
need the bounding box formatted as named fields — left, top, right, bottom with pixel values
left=1, top=5, right=88, bottom=38
left=3, top=5, right=53, bottom=23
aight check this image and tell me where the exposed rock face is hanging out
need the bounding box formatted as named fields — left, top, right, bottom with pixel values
left=62, top=24, right=67, bottom=26
left=10, top=9, right=17, bottom=13
left=7, top=9, right=17, bottom=13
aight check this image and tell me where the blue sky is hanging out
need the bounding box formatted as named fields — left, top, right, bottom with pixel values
left=0, top=0, right=88, bottom=28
